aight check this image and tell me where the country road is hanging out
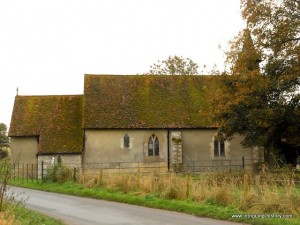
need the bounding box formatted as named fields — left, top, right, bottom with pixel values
left=9, top=186, right=245, bottom=225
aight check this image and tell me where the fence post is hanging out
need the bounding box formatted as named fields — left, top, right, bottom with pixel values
left=22, top=163, right=24, bottom=182
left=243, top=173, right=249, bottom=195
left=98, top=169, right=103, bottom=186
left=36, top=164, right=38, bottom=181
left=41, top=161, right=44, bottom=181
left=26, top=164, right=28, bottom=182
left=32, top=164, right=34, bottom=182
left=17, top=163, right=19, bottom=179
left=186, top=172, right=190, bottom=198
left=73, top=167, right=77, bottom=181
left=13, top=163, right=15, bottom=180
left=242, top=157, right=245, bottom=170
left=255, top=174, right=262, bottom=197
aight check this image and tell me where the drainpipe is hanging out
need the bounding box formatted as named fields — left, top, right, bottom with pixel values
left=81, top=129, right=86, bottom=171
left=82, top=129, right=86, bottom=153
left=167, top=130, right=170, bottom=171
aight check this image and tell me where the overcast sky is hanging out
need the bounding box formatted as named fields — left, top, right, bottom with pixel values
left=0, top=0, right=244, bottom=128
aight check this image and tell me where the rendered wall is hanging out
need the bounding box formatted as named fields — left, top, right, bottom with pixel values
left=178, top=130, right=259, bottom=169
left=84, top=129, right=262, bottom=172
left=83, top=130, right=168, bottom=171
left=10, top=137, right=38, bottom=164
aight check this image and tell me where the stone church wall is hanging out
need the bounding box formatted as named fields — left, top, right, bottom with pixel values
left=37, top=154, right=82, bottom=179
left=83, top=129, right=168, bottom=172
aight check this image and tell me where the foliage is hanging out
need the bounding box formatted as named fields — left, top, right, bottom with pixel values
left=213, top=0, right=300, bottom=163
left=10, top=171, right=300, bottom=225
left=146, top=55, right=199, bottom=75
left=45, top=163, right=73, bottom=183
left=226, top=28, right=261, bottom=74
left=0, top=123, right=8, bottom=159
left=0, top=159, right=11, bottom=211
left=0, top=202, right=65, bottom=225
left=12, top=204, right=65, bottom=225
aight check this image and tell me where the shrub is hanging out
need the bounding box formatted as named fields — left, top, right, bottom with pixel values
left=45, top=163, right=73, bottom=183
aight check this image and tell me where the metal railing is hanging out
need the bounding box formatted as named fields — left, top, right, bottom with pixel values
left=7, top=157, right=265, bottom=180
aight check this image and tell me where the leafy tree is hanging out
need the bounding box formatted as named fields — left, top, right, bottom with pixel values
left=0, top=123, right=8, bottom=159
left=227, top=28, right=261, bottom=74
left=146, top=55, right=199, bottom=75
left=213, top=0, right=300, bottom=164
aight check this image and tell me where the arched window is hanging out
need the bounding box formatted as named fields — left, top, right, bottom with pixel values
left=214, top=138, right=219, bottom=156
left=154, top=137, right=159, bottom=156
left=214, top=135, right=225, bottom=157
left=148, top=135, right=159, bottom=156
left=124, top=134, right=130, bottom=148
left=220, top=138, right=225, bottom=156
left=148, top=137, right=153, bottom=156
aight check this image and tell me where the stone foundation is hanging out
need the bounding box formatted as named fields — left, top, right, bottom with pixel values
left=37, top=154, right=82, bottom=179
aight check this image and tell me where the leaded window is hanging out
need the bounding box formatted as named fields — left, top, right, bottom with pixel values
left=148, top=134, right=159, bottom=156
left=214, top=139, right=219, bottom=156
left=148, top=137, right=153, bottom=156
left=220, top=138, right=225, bottom=156
left=154, top=137, right=159, bottom=156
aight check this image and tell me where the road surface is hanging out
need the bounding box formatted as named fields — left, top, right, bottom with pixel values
left=9, top=186, right=245, bottom=225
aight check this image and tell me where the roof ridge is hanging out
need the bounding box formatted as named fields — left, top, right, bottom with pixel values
left=16, top=94, right=83, bottom=97
left=84, top=74, right=214, bottom=77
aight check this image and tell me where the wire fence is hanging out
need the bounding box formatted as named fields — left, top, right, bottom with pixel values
left=9, top=163, right=38, bottom=182
left=7, top=157, right=266, bottom=181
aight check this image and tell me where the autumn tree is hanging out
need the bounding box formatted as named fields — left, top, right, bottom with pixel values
left=146, top=55, right=199, bottom=75
left=213, top=0, right=300, bottom=164
left=0, top=123, right=8, bottom=159
left=227, top=28, right=261, bottom=74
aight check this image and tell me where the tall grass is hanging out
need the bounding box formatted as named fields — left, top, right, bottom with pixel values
left=77, top=168, right=300, bottom=217
left=0, top=210, right=15, bottom=225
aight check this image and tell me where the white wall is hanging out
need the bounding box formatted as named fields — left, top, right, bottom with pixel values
left=84, top=130, right=168, bottom=166
left=10, top=137, right=38, bottom=164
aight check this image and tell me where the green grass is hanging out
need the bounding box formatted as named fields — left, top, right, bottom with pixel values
left=1, top=201, right=64, bottom=225
left=9, top=179, right=300, bottom=225
left=12, top=205, right=65, bottom=225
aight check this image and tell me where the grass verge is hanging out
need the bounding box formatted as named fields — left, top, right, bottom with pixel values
left=9, top=179, right=300, bottom=225
left=1, top=202, right=64, bottom=225
left=13, top=205, right=65, bottom=225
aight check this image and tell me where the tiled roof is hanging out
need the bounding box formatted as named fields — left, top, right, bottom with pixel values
left=83, top=75, right=219, bottom=129
left=9, top=95, right=83, bottom=154
left=9, top=75, right=221, bottom=154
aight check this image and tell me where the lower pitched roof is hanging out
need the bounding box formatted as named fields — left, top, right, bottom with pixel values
left=9, top=95, right=83, bottom=154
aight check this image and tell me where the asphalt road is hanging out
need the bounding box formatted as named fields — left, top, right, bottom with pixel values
left=9, top=186, right=245, bottom=225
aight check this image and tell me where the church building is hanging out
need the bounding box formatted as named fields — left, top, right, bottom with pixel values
left=9, top=74, right=262, bottom=174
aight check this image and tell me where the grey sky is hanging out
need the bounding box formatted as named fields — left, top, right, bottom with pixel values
left=0, top=0, right=244, bottom=127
